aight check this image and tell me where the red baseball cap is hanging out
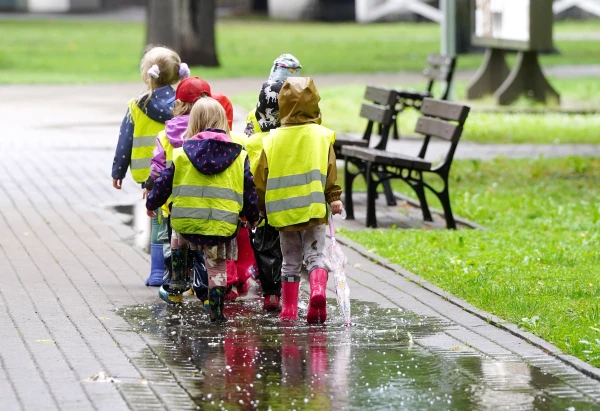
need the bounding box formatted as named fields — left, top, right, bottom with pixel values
left=176, top=77, right=211, bottom=103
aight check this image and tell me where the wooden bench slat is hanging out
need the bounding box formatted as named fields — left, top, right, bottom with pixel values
left=415, top=117, right=460, bottom=141
left=420, top=98, right=470, bottom=122
left=364, top=86, right=398, bottom=106
left=427, top=54, right=454, bottom=67
left=333, top=137, right=369, bottom=149
left=341, top=147, right=432, bottom=171
left=359, top=103, right=393, bottom=124
left=423, top=67, right=450, bottom=81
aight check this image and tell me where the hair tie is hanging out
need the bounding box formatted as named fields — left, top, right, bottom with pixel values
left=178, top=63, right=190, bottom=79
left=148, top=64, right=160, bottom=79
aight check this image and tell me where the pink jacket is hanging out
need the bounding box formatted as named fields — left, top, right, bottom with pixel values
left=150, top=115, right=190, bottom=180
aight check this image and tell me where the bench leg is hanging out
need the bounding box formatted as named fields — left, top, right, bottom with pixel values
left=437, top=188, right=456, bottom=230
left=382, top=180, right=397, bottom=206
left=344, top=158, right=357, bottom=220
left=392, top=115, right=399, bottom=140
left=366, top=162, right=378, bottom=228
left=411, top=180, right=433, bottom=222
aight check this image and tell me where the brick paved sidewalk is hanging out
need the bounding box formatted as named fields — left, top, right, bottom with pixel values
left=1, top=84, right=599, bottom=410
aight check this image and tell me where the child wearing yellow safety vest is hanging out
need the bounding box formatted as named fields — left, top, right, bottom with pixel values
left=246, top=80, right=284, bottom=311
left=111, top=45, right=190, bottom=287
left=213, top=93, right=259, bottom=301
left=142, top=77, right=212, bottom=305
left=146, top=98, right=260, bottom=323
left=254, top=77, right=344, bottom=324
left=244, top=54, right=302, bottom=137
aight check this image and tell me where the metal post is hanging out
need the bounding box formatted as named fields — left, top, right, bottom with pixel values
left=440, top=0, right=456, bottom=100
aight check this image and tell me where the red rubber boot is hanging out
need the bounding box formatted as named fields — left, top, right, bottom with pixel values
left=279, top=281, right=300, bottom=320
left=307, top=268, right=328, bottom=324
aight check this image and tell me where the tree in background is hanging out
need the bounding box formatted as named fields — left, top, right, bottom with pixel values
left=147, top=0, right=219, bottom=67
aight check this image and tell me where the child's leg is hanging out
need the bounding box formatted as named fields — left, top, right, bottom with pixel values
left=204, top=244, right=229, bottom=323
left=279, top=231, right=303, bottom=320
left=146, top=214, right=166, bottom=286
left=169, top=232, right=190, bottom=294
left=301, top=225, right=329, bottom=324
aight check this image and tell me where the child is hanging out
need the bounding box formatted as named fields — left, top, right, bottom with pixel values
left=245, top=81, right=284, bottom=311
left=254, top=77, right=343, bottom=324
left=111, top=45, right=190, bottom=286
left=146, top=98, right=260, bottom=323
left=244, top=54, right=302, bottom=137
left=213, top=92, right=257, bottom=300
left=143, top=77, right=212, bottom=304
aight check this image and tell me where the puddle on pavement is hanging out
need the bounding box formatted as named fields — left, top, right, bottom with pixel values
left=116, top=299, right=599, bottom=410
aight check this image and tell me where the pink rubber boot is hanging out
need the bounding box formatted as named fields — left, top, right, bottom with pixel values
left=279, top=281, right=300, bottom=320
left=307, top=268, right=328, bottom=324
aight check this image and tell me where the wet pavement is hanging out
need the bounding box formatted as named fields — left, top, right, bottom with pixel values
left=3, top=82, right=600, bottom=410
left=116, top=299, right=600, bottom=411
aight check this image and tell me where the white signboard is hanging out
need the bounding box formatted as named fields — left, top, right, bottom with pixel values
left=474, top=0, right=530, bottom=42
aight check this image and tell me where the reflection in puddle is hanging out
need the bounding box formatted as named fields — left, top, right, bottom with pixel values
left=117, top=300, right=598, bottom=410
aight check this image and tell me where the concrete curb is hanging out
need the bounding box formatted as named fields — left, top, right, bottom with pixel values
left=334, top=232, right=600, bottom=382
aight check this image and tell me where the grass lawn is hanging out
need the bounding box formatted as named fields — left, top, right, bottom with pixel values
left=340, top=157, right=600, bottom=367
left=1, top=18, right=599, bottom=83
left=231, top=77, right=600, bottom=144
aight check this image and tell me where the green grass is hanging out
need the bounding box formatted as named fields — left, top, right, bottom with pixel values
left=1, top=18, right=599, bottom=83
left=340, top=157, right=600, bottom=367
left=232, top=78, right=600, bottom=144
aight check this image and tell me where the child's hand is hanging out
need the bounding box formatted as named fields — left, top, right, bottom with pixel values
left=330, top=200, right=344, bottom=215
left=142, top=189, right=150, bottom=199
left=112, top=178, right=123, bottom=190
left=146, top=209, right=157, bottom=218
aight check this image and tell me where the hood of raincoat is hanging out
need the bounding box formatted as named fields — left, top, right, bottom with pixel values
left=164, top=115, right=189, bottom=147
left=183, top=129, right=241, bottom=176
left=279, top=77, right=322, bottom=126
left=269, top=54, right=302, bottom=83
left=255, top=81, right=283, bottom=132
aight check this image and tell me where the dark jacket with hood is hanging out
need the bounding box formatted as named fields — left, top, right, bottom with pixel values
left=111, top=85, right=175, bottom=181
left=254, top=77, right=342, bottom=232
left=146, top=129, right=260, bottom=246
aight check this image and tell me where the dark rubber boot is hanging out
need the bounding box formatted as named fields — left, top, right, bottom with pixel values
left=209, top=286, right=228, bottom=323
left=170, top=248, right=188, bottom=295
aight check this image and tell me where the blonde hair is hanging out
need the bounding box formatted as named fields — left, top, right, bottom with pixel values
left=137, top=45, right=182, bottom=107
left=186, top=98, right=231, bottom=139
left=172, top=100, right=195, bottom=117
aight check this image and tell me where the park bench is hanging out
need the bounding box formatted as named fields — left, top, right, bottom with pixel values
left=390, top=54, right=457, bottom=140
left=333, top=86, right=399, bottom=206
left=342, top=98, right=470, bottom=229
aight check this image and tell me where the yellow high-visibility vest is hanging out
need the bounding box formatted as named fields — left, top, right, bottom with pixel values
left=263, top=124, right=335, bottom=228
left=170, top=147, right=246, bottom=237
left=157, top=131, right=174, bottom=216
left=246, top=109, right=261, bottom=136
left=230, top=131, right=247, bottom=148
left=128, top=100, right=166, bottom=184
left=246, top=131, right=269, bottom=175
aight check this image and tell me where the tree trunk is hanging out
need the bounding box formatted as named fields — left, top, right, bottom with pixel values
left=146, top=0, right=175, bottom=47
left=146, top=0, right=219, bottom=67
left=252, top=0, right=268, bottom=12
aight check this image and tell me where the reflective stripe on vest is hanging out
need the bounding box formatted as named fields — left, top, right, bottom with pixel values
left=263, top=124, right=335, bottom=228
left=171, top=147, right=246, bottom=237
left=128, top=100, right=166, bottom=184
